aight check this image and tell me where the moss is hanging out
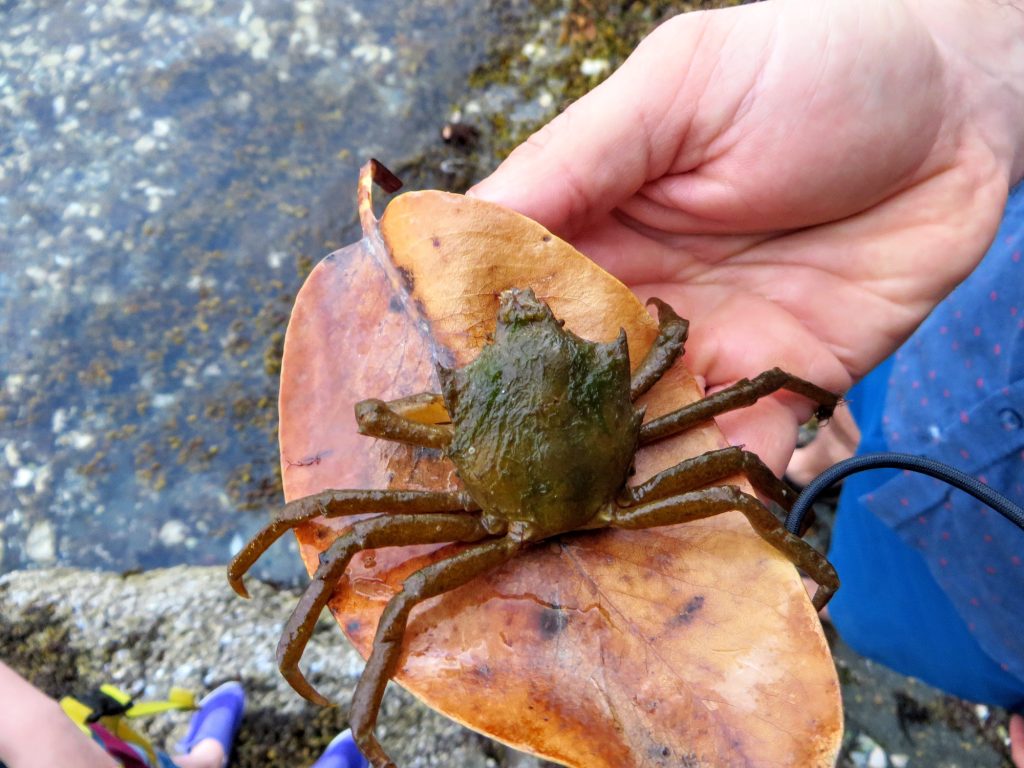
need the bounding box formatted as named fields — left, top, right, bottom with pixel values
left=463, top=0, right=741, bottom=163
left=231, top=704, right=351, bottom=767
left=0, top=594, right=84, bottom=697
left=933, top=696, right=1016, bottom=762
left=263, top=331, right=284, bottom=376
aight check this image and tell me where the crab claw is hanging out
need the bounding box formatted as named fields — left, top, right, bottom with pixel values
left=226, top=563, right=252, bottom=600
left=275, top=538, right=356, bottom=707
left=278, top=654, right=333, bottom=708
left=228, top=497, right=330, bottom=600
left=277, top=593, right=335, bottom=705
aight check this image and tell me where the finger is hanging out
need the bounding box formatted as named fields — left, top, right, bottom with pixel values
left=714, top=397, right=803, bottom=477
left=631, top=281, right=851, bottom=474
left=1011, top=713, right=1024, bottom=768
left=785, top=408, right=861, bottom=486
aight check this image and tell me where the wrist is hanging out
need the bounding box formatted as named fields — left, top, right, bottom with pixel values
left=909, top=0, right=1024, bottom=185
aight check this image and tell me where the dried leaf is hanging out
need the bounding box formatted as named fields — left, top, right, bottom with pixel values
left=278, top=174, right=842, bottom=767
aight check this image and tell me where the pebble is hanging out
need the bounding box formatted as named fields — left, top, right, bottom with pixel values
left=866, top=745, right=887, bottom=768
left=521, top=41, right=546, bottom=60
left=851, top=734, right=886, bottom=768
left=152, top=393, right=176, bottom=409
left=12, top=467, right=35, bottom=489
left=51, top=408, right=68, bottom=433
left=62, top=201, right=86, bottom=219
left=25, top=520, right=56, bottom=563
left=5, top=442, right=21, bottom=467
left=159, top=519, right=189, bottom=547
left=351, top=43, right=393, bottom=64
left=25, top=265, right=51, bottom=286
left=4, top=374, right=24, bottom=397
left=31, top=465, right=51, bottom=495
left=580, top=58, right=609, bottom=77
left=224, top=90, right=252, bottom=113
left=890, top=755, right=909, bottom=768
left=246, top=17, right=272, bottom=60
left=133, top=135, right=157, bottom=154
left=59, top=431, right=95, bottom=450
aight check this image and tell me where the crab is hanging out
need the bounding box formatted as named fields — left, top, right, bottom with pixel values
left=228, top=284, right=840, bottom=767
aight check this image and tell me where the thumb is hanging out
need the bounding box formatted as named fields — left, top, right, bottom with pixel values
left=469, top=11, right=718, bottom=235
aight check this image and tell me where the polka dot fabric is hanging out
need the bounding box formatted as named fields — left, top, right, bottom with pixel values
left=861, top=184, right=1024, bottom=687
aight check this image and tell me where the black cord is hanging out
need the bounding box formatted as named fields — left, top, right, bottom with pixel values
left=786, top=452, right=1024, bottom=535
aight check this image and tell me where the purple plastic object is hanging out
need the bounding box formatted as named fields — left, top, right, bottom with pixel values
left=311, top=729, right=368, bottom=768
left=176, top=681, right=245, bottom=758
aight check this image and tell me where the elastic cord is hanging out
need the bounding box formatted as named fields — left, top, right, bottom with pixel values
left=786, top=452, right=1024, bottom=535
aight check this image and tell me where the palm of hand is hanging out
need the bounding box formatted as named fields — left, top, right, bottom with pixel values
left=474, top=0, right=1012, bottom=469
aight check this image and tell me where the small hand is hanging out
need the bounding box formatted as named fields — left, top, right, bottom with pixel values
left=1012, top=712, right=1024, bottom=768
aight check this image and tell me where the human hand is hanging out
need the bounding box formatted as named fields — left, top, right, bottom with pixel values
left=470, top=0, right=1024, bottom=473
left=1012, top=712, right=1024, bottom=768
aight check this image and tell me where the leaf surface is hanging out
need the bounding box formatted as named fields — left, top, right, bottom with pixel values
left=278, top=185, right=842, bottom=767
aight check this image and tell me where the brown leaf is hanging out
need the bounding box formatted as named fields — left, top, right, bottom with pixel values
left=278, top=177, right=842, bottom=767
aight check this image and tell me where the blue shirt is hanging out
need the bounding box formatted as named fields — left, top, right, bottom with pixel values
left=861, top=184, right=1024, bottom=687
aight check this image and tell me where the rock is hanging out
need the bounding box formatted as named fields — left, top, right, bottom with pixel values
left=133, top=135, right=157, bottom=154
left=24, top=520, right=56, bottom=563
left=12, top=466, right=34, bottom=489
left=0, top=566, right=525, bottom=767
left=866, top=745, right=887, bottom=768
left=158, top=520, right=189, bottom=548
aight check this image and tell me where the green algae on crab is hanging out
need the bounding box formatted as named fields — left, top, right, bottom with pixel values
left=441, top=290, right=640, bottom=538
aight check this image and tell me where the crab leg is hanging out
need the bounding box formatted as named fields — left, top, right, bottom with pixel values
left=350, top=536, right=522, bottom=768
left=639, top=367, right=840, bottom=445
left=370, top=391, right=449, bottom=424
left=630, top=298, right=689, bottom=401
left=607, top=485, right=839, bottom=611
left=278, top=513, right=499, bottom=706
left=227, top=489, right=479, bottom=598
left=355, top=397, right=452, bottom=449
left=618, top=446, right=796, bottom=511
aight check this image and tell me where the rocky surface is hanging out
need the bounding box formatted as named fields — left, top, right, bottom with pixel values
left=2, top=566, right=1016, bottom=767
left=0, top=566, right=517, bottom=767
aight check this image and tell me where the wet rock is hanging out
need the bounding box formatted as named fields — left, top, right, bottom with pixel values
left=0, top=566, right=525, bottom=767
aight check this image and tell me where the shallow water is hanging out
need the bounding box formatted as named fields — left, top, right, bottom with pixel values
left=0, top=0, right=533, bottom=583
